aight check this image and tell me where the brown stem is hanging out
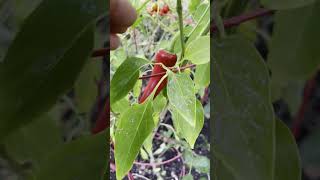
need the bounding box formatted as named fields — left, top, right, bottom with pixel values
left=91, top=48, right=109, bottom=57
left=139, top=64, right=196, bottom=79
left=211, top=8, right=275, bottom=33
left=134, top=151, right=182, bottom=167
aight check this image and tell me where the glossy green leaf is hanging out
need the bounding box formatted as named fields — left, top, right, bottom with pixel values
left=133, top=77, right=142, bottom=98
left=115, top=102, right=154, bottom=180
left=188, top=3, right=210, bottom=43
left=268, top=2, right=320, bottom=83
left=4, top=113, right=62, bottom=168
left=0, top=26, right=94, bottom=140
left=167, top=72, right=197, bottom=126
left=194, top=62, right=210, bottom=89
left=0, top=0, right=106, bottom=140
left=185, top=36, right=210, bottom=65
left=171, top=99, right=204, bottom=148
left=110, top=57, right=148, bottom=105
left=35, top=132, right=107, bottom=180
left=111, top=97, right=130, bottom=115
left=213, top=36, right=275, bottom=180
left=274, top=119, right=301, bottom=180
left=261, top=0, right=315, bottom=10
left=153, top=94, right=167, bottom=116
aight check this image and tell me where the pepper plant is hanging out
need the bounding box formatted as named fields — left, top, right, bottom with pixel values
left=110, top=0, right=210, bottom=179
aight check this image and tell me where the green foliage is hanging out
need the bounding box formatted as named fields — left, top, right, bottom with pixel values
left=111, top=1, right=210, bottom=179
left=171, top=99, right=204, bottom=148
left=268, top=1, right=320, bottom=82
left=274, top=119, right=301, bottom=180
left=261, top=0, right=315, bottom=10
left=0, top=0, right=106, bottom=140
left=114, top=102, right=154, bottom=179
left=110, top=57, right=149, bottom=105
left=213, top=36, right=275, bottom=180
left=4, top=114, right=62, bottom=168
left=185, top=36, right=210, bottom=65
left=34, top=132, right=107, bottom=180
left=167, top=72, right=197, bottom=126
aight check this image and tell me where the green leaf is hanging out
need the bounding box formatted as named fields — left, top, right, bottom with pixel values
left=214, top=159, right=235, bottom=180
left=194, top=62, right=210, bottom=89
left=188, top=3, right=210, bottom=43
left=0, top=0, right=106, bottom=140
left=185, top=36, right=210, bottom=65
left=4, top=113, right=62, bottom=168
left=167, top=72, right=197, bottom=126
left=143, top=133, right=154, bottom=157
left=171, top=99, right=204, bottom=148
left=34, top=132, right=107, bottom=180
left=133, top=77, right=142, bottom=98
left=184, top=150, right=210, bottom=173
left=111, top=97, right=130, bottom=115
left=188, top=0, right=201, bottom=13
left=0, top=25, right=95, bottom=140
left=274, top=119, right=301, bottom=180
left=115, top=102, right=154, bottom=180
left=261, top=0, right=315, bottom=10
left=268, top=2, right=320, bottom=84
left=280, top=80, right=304, bottom=115
left=75, top=60, right=102, bottom=113
left=110, top=57, right=148, bottom=105
left=153, top=94, right=167, bottom=116
left=213, top=36, right=275, bottom=180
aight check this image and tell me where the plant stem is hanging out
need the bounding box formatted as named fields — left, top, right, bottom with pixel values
left=177, top=0, right=185, bottom=60
left=292, top=75, right=317, bottom=139
left=92, top=48, right=109, bottom=57
left=211, top=8, right=274, bottom=33
left=139, top=64, right=196, bottom=79
left=213, top=2, right=225, bottom=38
left=92, top=9, right=274, bottom=58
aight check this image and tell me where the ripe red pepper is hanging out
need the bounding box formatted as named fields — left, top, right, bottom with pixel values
left=162, top=4, right=170, bottom=14
left=139, top=50, right=177, bottom=104
left=92, top=98, right=110, bottom=134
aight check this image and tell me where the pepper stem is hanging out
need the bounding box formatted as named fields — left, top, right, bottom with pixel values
left=177, top=0, right=185, bottom=61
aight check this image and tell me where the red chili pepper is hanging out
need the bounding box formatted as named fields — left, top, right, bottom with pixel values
left=92, top=98, right=110, bottom=134
left=162, top=4, right=170, bottom=14
left=139, top=50, right=177, bottom=104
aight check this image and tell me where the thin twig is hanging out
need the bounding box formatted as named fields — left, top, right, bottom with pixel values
left=211, top=8, right=274, bottom=33
left=134, top=152, right=182, bottom=167
left=139, top=64, right=196, bottom=79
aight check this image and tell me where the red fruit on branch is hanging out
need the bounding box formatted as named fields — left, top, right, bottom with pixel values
left=139, top=50, right=177, bottom=104
left=92, top=98, right=110, bottom=134
left=162, top=4, right=170, bottom=14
